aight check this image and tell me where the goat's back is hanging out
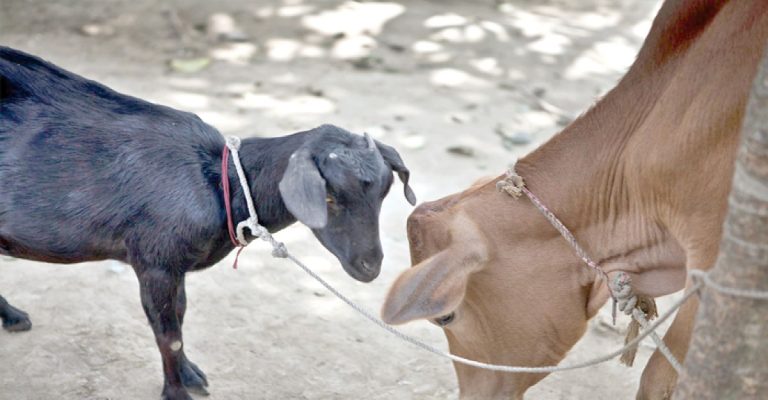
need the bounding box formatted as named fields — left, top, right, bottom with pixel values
left=0, top=47, right=225, bottom=264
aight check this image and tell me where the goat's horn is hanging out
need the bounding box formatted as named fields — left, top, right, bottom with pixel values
left=364, top=132, right=376, bottom=152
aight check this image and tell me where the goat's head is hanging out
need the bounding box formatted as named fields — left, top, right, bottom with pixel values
left=279, top=124, right=416, bottom=282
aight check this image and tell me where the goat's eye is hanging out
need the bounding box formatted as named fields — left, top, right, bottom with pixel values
left=434, top=312, right=455, bottom=327
left=326, top=195, right=335, bottom=204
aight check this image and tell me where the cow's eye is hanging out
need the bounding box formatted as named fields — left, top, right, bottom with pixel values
left=434, top=312, right=455, bottom=327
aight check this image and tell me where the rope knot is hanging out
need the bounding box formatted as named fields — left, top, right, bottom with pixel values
left=496, top=168, right=525, bottom=199
left=225, top=136, right=242, bottom=151
left=236, top=217, right=263, bottom=246
left=610, top=271, right=637, bottom=315
left=688, top=269, right=706, bottom=297
left=270, top=241, right=288, bottom=258
left=250, top=223, right=270, bottom=239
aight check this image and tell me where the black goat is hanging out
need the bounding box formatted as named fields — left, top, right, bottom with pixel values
left=0, top=47, right=415, bottom=400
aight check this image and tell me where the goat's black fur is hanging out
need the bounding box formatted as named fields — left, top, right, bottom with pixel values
left=0, top=47, right=414, bottom=400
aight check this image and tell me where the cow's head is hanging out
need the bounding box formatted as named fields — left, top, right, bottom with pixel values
left=381, top=177, right=607, bottom=399
left=279, top=125, right=416, bottom=282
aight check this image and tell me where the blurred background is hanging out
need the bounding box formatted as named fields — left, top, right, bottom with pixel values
left=0, top=1, right=667, bottom=399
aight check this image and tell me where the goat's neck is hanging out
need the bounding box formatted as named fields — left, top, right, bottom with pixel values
left=227, top=132, right=310, bottom=233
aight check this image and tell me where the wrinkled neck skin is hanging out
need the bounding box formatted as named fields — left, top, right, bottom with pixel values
left=438, top=1, right=768, bottom=398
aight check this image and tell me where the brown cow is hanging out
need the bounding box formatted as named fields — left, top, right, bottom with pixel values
left=381, top=1, right=768, bottom=399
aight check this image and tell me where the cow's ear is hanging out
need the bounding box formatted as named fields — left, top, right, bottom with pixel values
left=381, top=215, right=487, bottom=325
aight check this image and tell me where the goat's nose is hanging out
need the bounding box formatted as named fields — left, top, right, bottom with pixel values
left=355, top=254, right=382, bottom=281
left=361, top=260, right=375, bottom=273
left=362, top=250, right=383, bottom=270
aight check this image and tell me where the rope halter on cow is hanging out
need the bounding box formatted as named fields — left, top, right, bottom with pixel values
left=220, top=140, right=768, bottom=376
left=496, top=168, right=618, bottom=318
left=496, top=167, right=684, bottom=371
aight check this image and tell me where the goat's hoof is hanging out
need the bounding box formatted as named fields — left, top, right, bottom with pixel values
left=181, top=358, right=209, bottom=396
left=1, top=305, right=32, bottom=332
left=185, top=385, right=209, bottom=397
left=162, top=386, right=193, bottom=400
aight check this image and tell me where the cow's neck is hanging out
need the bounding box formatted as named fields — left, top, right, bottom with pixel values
left=437, top=2, right=768, bottom=396
left=513, top=77, right=684, bottom=298
left=512, top=0, right=768, bottom=301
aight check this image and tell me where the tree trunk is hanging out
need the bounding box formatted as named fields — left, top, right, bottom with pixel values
left=674, top=43, right=768, bottom=398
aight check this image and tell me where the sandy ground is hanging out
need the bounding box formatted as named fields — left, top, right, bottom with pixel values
left=0, top=0, right=680, bottom=399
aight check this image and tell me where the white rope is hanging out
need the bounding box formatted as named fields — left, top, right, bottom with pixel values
left=689, top=269, right=768, bottom=299
left=610, top=272, right=683, bottom=373
left=224, top=138, right=768, bottom=374
left=225, top=137, right=260, bottom=246
left=631, top=309, right=683, bottom=374
left=286, top=251, right=701, bottom=373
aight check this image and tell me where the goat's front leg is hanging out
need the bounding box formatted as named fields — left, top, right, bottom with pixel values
left=175, top=277, right=209, bottom=395
left=134, top=267, right=191, bottom=400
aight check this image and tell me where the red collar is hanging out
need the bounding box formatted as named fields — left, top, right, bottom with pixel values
left=221, top=145, right=245, bottom=268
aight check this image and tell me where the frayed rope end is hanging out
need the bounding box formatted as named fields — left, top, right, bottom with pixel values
left=497, top=168, right=526, bottom=199
left=620, top=297, right=658, bottom=367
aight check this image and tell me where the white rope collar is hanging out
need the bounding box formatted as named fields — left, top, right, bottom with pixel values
left=224, top=136, right=287, bottom=258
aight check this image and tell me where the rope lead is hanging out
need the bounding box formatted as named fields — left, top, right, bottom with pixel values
left=223, top=143, right=768, bottom=375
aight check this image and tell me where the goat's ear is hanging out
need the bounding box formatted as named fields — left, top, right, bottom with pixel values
left=279, top=149, right=328, bottom=229
left=375, top=140, right=417, bottom=205
left=382, top=215, right=487, bottom=324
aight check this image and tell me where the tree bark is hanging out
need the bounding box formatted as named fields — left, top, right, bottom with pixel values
left=674, top=44, right=768, bottom=399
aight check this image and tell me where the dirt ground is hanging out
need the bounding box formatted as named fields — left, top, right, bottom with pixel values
left=0, top=0, right=681, bottom=399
